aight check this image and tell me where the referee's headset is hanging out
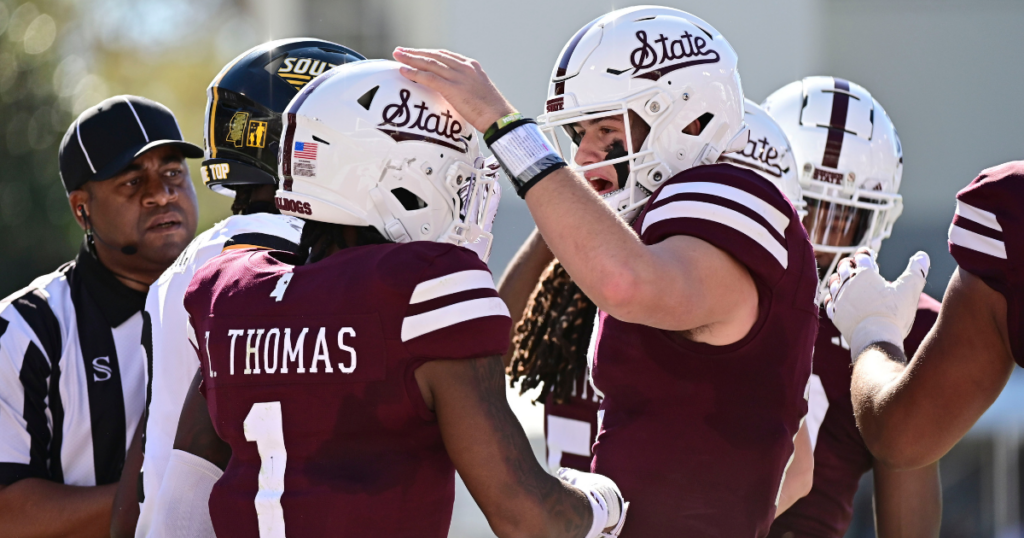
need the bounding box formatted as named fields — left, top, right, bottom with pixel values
left=78, top=205, right=138, bottom=256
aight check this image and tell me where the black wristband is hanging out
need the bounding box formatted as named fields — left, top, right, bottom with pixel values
left=485, top=118, right=566, bottom=199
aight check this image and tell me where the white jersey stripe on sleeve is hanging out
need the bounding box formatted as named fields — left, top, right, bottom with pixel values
left=401, top=297, right=510, bottom=342
left=655, top=182, right=790, bottom=236
left=642, top=200, right=789, bottom=269
left=955, top=200, right=1002, bottom=232
left=409, top=270, right=495, bottom=305
left=949, top=223, right=1007, bottom=259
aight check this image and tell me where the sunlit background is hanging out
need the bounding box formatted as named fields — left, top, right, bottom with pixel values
left=1, top=0, right=1023, bottom=536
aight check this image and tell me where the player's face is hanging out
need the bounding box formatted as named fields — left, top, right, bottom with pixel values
left=803, top=200, right=864, bottom=267
left=82, top=145, right=198, bottom=270
left=571, top=113, right=654, bottom=195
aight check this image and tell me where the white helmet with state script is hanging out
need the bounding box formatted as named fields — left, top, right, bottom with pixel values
left=537, top=6, right=748, bottom=221
left=274, top=60, right=500, bottom=261
left=762, top=76, right=903, bottom=296
left=718, top=99, right=805, bottom=218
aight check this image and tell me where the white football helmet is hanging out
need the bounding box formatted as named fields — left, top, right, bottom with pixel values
left=762, top=77, right=903, bottom=298
left=718, top=99, right=805, bottom=218
left=274, top=60, right=499, bottom=261
left=536, top=6, right=748, bottom=222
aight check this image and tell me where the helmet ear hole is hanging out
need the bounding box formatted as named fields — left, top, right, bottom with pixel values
left=681, top=113, right=714, bottom=136
left=391, top=188, right=428, bottom=211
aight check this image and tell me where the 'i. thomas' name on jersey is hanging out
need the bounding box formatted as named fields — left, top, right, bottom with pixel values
left=198, top=325, right=360, bottom=378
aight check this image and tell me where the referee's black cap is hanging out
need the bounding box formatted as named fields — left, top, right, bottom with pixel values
left=58, top=95, right=204, bottom=193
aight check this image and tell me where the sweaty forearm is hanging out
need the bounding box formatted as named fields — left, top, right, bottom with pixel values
left=0, top=479, right=116, bottom=538
left=497, top=229, right=554, bottom=366
left=427, top=357, right=595, bottom=537
left=851, top=344, right=922, bottom=467
left=873, top=461, right=941, bottom=538
left=524, top=168, right=653, bottom=317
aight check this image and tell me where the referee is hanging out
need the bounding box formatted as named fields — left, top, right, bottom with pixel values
left=0, top=96, right=201, bottom=537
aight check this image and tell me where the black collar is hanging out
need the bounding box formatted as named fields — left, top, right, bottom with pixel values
left=74, top=240, right=147, bottom=327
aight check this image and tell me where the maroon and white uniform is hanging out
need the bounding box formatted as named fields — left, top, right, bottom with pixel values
left=544, top=373, right=602, bottom=473
left=768, top=295, right=939, bottom=538
left=948, top=161, right=1024, bottom=364
left=183, top=243, right=511, bottom=538
left=591, top=163, right=819, bottom=537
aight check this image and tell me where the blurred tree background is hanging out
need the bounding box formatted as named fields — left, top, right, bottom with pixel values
left=0, top=0, right=261, bottom=298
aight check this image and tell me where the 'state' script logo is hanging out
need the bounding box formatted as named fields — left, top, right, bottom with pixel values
left=378, top=89, right=467, bottom=153
left=724, top=134, right=788, bottom=178
left=629, top=29, right=720, bottom=81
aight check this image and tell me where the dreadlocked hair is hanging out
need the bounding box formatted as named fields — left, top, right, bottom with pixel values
left=230, top=185, right=254, bottom=215
left=294, top=220, right=391, bottom=264
left=508, top=260, right=597, bottom=405
left=230, top=185, right=280, bottom=216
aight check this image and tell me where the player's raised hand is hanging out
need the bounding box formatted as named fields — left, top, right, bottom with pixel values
left=393, top=47, right=516, bottom=132
left=824, top=248, right=930, bottom=360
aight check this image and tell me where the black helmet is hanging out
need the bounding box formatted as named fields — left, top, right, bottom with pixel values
left=202, top=38, right=365, bottom=196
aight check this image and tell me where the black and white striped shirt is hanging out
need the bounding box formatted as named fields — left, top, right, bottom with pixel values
left=0, top=243, right=147, bottom=486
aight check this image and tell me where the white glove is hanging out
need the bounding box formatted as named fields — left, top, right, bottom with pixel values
left=825, top=249, right=930, bottom=360
left=557, top=467, right=628, bottom=538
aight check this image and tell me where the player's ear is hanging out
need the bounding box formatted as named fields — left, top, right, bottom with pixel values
left=68, top=188, right=91, bottom=230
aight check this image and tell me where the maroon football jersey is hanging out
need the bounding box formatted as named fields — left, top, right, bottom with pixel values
left=948, top=161, right=1024, bottom=365
left=768, top=294, right=939, bottom=538
left=591, top=163, right=819, bottom=537
left=183, top=242, right=511, bottom=538
left=544, top=372, right=602, bottom=473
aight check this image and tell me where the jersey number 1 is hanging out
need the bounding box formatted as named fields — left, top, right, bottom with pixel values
left=244, top=402, right=288, bottom=537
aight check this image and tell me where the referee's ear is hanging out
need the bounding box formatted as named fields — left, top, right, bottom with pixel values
left=68, top=187, right=92, bottom=231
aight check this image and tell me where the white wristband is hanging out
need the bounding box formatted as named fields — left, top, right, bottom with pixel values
left=147, top=449, right=223, bottom=538
left=556, top=467, right=625, bottom=538
left=849, top=317, right=905, bottom=362
left=486, top=120, right=566, bottom=197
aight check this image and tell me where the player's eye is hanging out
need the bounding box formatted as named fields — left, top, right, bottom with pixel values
left=125, top=176, right=141, bottom=187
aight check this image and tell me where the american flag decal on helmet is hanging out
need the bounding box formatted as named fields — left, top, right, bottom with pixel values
left=294, top=142, right=318, bottom=160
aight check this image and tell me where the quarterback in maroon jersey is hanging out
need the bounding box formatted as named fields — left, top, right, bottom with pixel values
left=500, top=99, right=812, bottom=477
left=146, top=62, right=627, bottom=538
left=825, top=160, right=1024, bottom=472
left=763, top=78, right=941, bottom=537
left=394, top=6, right=818, bottom=536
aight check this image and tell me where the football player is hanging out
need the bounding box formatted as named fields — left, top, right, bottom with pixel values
left=393, top=6, right=818, bottom=535
left=763, top=78, right=941, bottom=538
left=110, top=39, right=366, bottom=538
left=147, top=61, right=626, bottom=538
left=500, top=100, right=808, bottom=476
left=823, top=157, right=1022, bottom=472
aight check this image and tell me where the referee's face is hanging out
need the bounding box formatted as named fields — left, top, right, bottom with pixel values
left=71, top=145, right=198, bottom=285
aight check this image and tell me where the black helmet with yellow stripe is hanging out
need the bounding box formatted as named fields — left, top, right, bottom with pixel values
left=202, top=38, right=364, bottom=196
